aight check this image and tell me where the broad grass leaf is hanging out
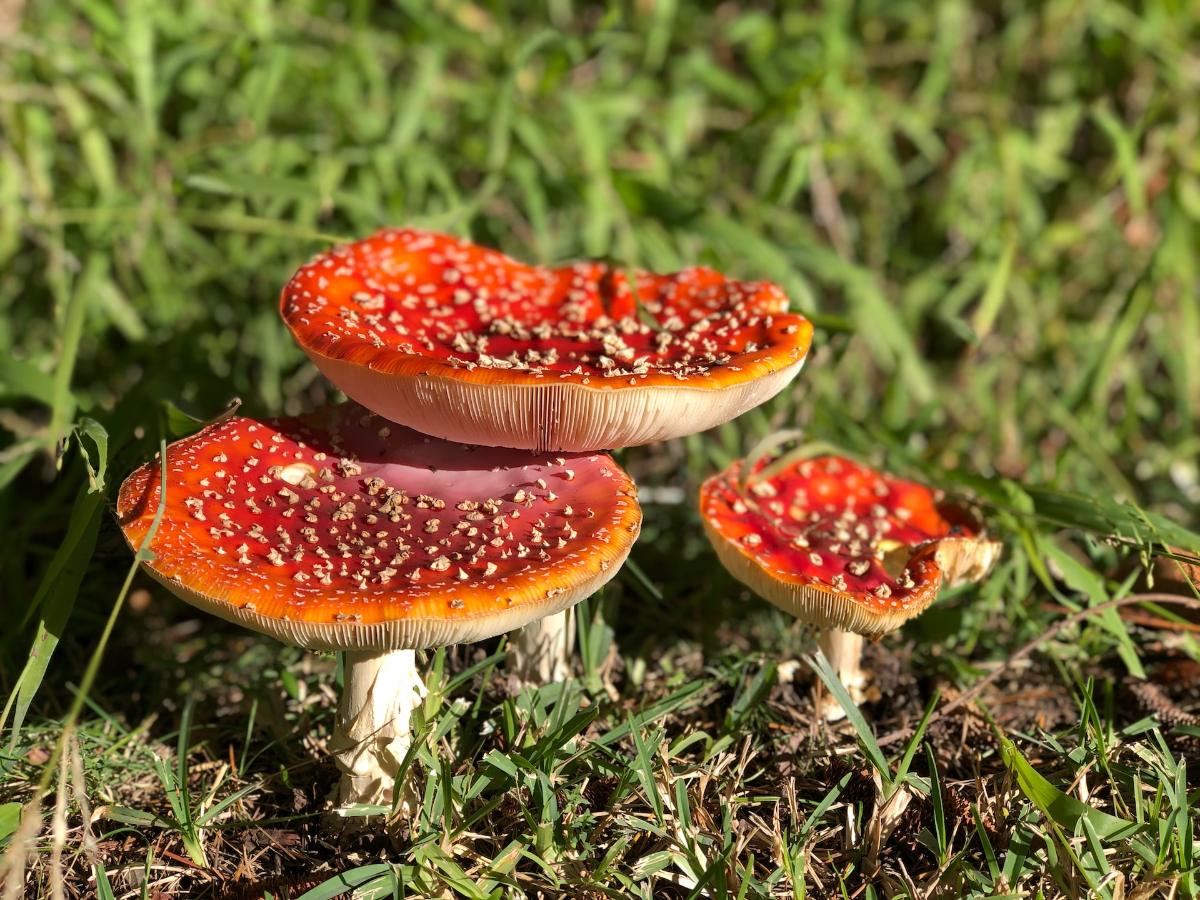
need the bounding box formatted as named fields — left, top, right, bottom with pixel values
left=0, top=357, right=55, bottom=405
left=51, top=254, right=103, bottom=449
left=1044, top=540, right=1144, bottom=678
left=93, top=862, right=118, bottom=900
left=0, top=802, right=19, bottom=847
left=93, top=275, right=147, bottom=346
left=998, top=733, right=1138, bottom=841
left=589, top=678, right=707, bottom=750
left=1028, top=487, right=1200, bottom=554
left=296, top=864, right=397, bottom=900
left=970, top=233, right=1018, bottom=341
left=73, top=418, right=108, bottom=493
left=103, top=806, right=175, bottom=829
left=2, top=488, right=104, bottom=748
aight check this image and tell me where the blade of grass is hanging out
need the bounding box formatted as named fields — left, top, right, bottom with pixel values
left=2, top=487, right=104, bottom=746
left=804, top=650, right=891, bottom=793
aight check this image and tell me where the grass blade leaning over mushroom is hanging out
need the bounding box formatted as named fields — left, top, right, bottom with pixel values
left=700, top=435, right=1000, bottom=720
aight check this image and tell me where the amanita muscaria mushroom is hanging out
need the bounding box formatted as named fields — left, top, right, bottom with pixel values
left=279, top=228, right=812, bottom=454
left=280, top=228, right=810, bottom=682
left=116, top=403, right=640, bottom=815
left=700, top=448, right=999, bottom=720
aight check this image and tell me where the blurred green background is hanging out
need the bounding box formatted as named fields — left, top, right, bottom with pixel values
left=2, top=1, right=1199, bottom=896
left=4, top=0, right=1198, bottom=497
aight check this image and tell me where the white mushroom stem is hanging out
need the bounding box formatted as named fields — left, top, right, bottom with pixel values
left=330, top=648, right=426, bottom=817
left=508, top=608, right=576, bottom=683
left=816, top=629, right=867, bottom=722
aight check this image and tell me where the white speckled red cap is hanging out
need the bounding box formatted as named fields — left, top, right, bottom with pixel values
left=701, top=454, right=999, bottom=636
left=280, top=228, right=812, bottom=451
left=117, top=404, right=641, bottom=650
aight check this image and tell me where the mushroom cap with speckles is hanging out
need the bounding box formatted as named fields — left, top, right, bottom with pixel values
left=116, top=404, right=641, bottom=651
left=699, top=455, right=999, bottom=636
left=280, top=228, right=813, bottom=452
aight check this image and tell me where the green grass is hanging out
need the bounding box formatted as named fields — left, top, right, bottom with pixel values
left=2, top=0, right=1200, bottom=896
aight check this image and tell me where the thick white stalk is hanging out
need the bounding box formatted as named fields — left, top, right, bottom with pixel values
left=330, top=648, right=426, bottom=817
left=508, top=608, right=575, bottom=683
left=816, top=630, right=867, bottom=722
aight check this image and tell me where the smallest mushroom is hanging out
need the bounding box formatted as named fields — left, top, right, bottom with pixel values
left=700, top=446, right=1000, bottom=721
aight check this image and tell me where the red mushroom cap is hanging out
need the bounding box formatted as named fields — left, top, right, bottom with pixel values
left=699, top=453, right=999, bottom=635
left=117, top=404, right=641, bottom=651
left=280, top=229, right=813, bottom=452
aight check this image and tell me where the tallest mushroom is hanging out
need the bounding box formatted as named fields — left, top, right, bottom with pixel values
left=281, top=229, right=813, bottom=680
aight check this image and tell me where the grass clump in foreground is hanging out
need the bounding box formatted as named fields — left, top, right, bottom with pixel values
left=2, top=0, right=1200, bottom=897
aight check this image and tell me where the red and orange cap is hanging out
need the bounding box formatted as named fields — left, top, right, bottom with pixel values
left=700, top=453, right=999, bottom=635
left=118, top=404, right=641, bottom=650
left=280, top=229, right=812, bottom=451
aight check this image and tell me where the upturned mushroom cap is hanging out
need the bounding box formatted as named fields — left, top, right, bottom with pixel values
left=699, top=454, right=999, bottom=636
left=280, top=229, right=813, bottom=452
left=117, top=404, right=641, bottom=651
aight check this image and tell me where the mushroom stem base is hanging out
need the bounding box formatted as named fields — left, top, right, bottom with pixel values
left=330, top=648, right=426, bottom=820
left=816, top=630, right=867, bottom=722
left=509, top=608, right=576, bottom=683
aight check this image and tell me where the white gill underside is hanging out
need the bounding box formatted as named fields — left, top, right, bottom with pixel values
left=311, top=353, right=806, bottom=452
